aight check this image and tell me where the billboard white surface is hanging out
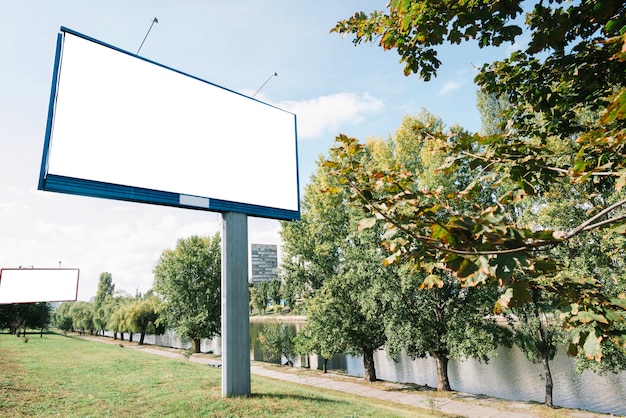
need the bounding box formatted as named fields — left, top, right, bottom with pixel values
left=39, top=28, right=300, bottom=220
left=0, top=268, right=80, bottom=304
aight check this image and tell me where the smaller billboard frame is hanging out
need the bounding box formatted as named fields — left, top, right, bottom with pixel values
left=0, top=268, right=80, bottom=304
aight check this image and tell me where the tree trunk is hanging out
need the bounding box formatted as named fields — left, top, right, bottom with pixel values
left=542, top=355, right=554, bottom=408
left=120, top=333, right=124, bottom=341
left=129, top=333, right=133, bottom=343
left=362, top=346, right=377, bottom=382
left=113, top=332, right=117, bottom=340
left=322, top=357, right=328, bottom=373
left=433, top=352, right=451, bottom=391
left=193, top=338, right=201, bottom=353
left=139, top=332, right=146, bottom=345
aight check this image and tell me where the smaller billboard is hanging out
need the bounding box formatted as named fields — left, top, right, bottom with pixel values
left=0, top=268, right=80, bottom=304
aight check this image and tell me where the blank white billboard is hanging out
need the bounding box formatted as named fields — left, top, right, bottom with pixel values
left=39, top=27, right=300, bottom=220
left=0, top=268, right=80, bottom=304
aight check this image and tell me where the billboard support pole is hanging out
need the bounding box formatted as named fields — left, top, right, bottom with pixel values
left=221, top=211, right=251, bottom=397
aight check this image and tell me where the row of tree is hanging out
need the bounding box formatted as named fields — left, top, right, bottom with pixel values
left=279, top=106, right=626, bottom=407
left=276, top=0, right=626, bottom=409
left=0, top=302, right=52, bottom=336
left=46, top=234, right=223, bottom=353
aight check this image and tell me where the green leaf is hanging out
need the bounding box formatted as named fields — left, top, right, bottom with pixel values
left=603, top=89, right=626, bottom=124
left=494, top=253, right=516, bottom=282
left=511, top=280, right=531, bottom=304
left=457, top=258, right=479, bottom=279
left=610, top=297, right=626, bottom=309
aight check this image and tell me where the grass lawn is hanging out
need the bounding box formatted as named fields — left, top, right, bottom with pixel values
left=0, top=332, right=446, bottom=417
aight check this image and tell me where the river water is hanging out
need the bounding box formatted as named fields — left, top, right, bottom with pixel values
left=249, top=322, right=626, bottom=416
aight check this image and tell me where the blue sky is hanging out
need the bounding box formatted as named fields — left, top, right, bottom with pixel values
left=0, top=1, right=521, bottom=299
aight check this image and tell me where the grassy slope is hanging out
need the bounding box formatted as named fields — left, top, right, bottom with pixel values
left=0, top=333, right=443, bottom=417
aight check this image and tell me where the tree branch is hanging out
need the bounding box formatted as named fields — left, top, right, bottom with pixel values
left=347, top=180, right=556, bottom=257
left=564, top=198, right=626, bottom=239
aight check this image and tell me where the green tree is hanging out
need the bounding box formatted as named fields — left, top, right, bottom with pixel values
left=126, top=294, right=165, bottom=345
left=93, top=272, right=115, bottom=336
left=111, top=299, right=134, bottom=341
left=107, top=296, right=132, bottom=341
left=476, top=90, right=510, bottom=137
left=323, top=111, right=513, bottom=390
left=293, top=296, right=345, bottom=373
left=282, top=153, right=390, bottom=381
left=476, top=90, right=570, bottom=407
left=153, top=234, right=221, bottom=353
left=258, top=321, right=297, bottom=366
left=69, top=301, right=94, bottom=335
left=53, top=302, right=74, bottom=334
left=0, top=303, right=51, bottom=336
left=386, top=271, right=510, bottom=391
left=303, top=271, right=387, bottom=382
left=280, top=155, right=350, bottom=306
left=267, top=278, right=282, bottom=312
left=327, top=2, right=626, bottom=357
left=0, top=304, right=20, bottom=333
left=250, top=281, right=269, bottom=315
left=507, top=289, right=565, bottom=407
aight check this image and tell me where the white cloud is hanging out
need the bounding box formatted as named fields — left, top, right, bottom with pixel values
left=158, top=215, right=179, bottom=231
left=439, top=81, right=462, bottom=96
left=278, top=92, right=384, bottom=140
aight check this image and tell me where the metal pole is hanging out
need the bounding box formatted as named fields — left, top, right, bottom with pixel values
left=221, top=212, right=251, bottom=397
left=137, top=17, right=159, bottom=55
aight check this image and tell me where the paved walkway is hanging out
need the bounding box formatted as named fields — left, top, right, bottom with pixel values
left=80, top=336, right=616, bottom=418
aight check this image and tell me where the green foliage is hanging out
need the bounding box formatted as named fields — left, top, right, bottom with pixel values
left=476, top=91, right=510, bottom=136
left=67, top=301, right=94, bottom=335
left=153, top=234, right=221, bottom=352
left=267, top=278, right=282, bottom=311
left=93, top=272, right=115, bottom=333
left=258, top=321, right=296, bottom=365
left=325, top=13, right=626, bottom=357
left=249, top=278, right=283, bottom=314
left=0, top=303, right=52, bottom=334
left=280, top=155, right=351, bottom=306
left=294, top=292, right=346, bottom=362
left=106, top=296, right=135, bottom=339
left=250, top=281, right=269, bottom=314
left=53, top=302, right=73, bottom=333
left=383, top=267, right=512, bottom=391
left=124, top=295, right=165, bottom=344
left=282, top=150, right=392, bottom=380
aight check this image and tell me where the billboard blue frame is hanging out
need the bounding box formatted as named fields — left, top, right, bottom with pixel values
left=39, top=27, right=300, bottom=221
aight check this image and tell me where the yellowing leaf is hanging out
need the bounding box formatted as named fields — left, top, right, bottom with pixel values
left=420, top=274, right=444, bottom=289
left=583, top=332, right=603, bottom=362
left=357, top=217, right=377, bottom=231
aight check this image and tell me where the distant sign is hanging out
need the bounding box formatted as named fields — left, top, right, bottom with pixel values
left=39, top=27, right=300, bottom=221
left=0, top=268, right=80, bottom=304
